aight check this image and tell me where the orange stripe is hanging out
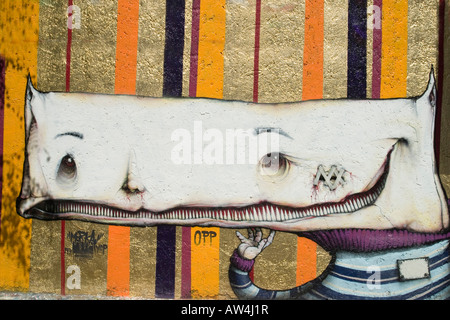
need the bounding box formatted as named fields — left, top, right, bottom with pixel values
left=195, top=0, right=226, bottom=100
left=106, top=226, right=131, bottom=296
left=380, top=0, right=408, bottom=98
left=114, top=0, right=140, bottom=95
left=296, top=238, right=318, bottom=285
left=190, top=0, right=226, bottom=298
left=0, top=0, right=39, bottom=291
left=297, top=0, right=323, bottom=285
left=190, top=227, right=220, bottom=298
left=302, top=0, right=324, bottom=101
left=107, top=0, right=140, bottom=297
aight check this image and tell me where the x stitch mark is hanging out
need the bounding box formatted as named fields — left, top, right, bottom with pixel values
left=313, top=165, right=346, bottom=191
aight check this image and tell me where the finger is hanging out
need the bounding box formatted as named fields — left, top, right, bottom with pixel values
left=236, top=231, right=253, bottom=245
left=267, top=230, right=276, bottom=243
left=257, top=239, right=267, bottom=251
left=254, top=228, right=262, bottom=242
left=236, top=231, right=246, bottom=241
left=263, top=231, right=275, bottom=249
left=236, top=231, right=250, bottom=243
left=247, top=228, right=255, bottom=241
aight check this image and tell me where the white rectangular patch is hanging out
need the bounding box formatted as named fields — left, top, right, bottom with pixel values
left=397, top=257, right=430, bottom=281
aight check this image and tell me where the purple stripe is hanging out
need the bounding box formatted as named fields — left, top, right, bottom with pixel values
left=371, top=0, right=382, bottom=99
left=252, top=0, right=261, bottom=103
left=230, top=250, right=255, bottom=272
left=299, top=228, right=450, bottom=253
left=189, top=0, right=200, bottom=97
left=435, top=0, right=446, bottom=166
left=180, top=0, right=201, bottom=298
left=0, top=56, right=5, bottom=232
left=181, top=227, right=191, bottom=298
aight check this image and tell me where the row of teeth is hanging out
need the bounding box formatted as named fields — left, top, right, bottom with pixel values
left=43, top=175, right=385, bottom=222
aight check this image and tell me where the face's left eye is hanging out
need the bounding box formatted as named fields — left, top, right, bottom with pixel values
left=57, top=154, right=77, bottom=184
left=259, top=152, right=291, bottom=178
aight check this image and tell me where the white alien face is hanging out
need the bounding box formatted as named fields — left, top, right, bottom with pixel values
left=17, top=70, right=448, bottom=234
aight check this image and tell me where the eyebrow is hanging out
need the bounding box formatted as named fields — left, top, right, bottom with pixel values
left=254, top=127, right=293, bottom=140
left=55, top=132, right=84, bottom=140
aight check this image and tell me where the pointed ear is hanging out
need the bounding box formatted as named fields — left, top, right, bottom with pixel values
left=418, top=66, right=437, bottom=108
left=25, top=74, right=36, bottom=102
left=24, top=75, right=45, bottom=141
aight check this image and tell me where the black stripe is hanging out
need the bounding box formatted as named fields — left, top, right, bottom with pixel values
left=347, top=0, right=367, bottom=99
left=156, top=0, right=186, bottom=298
left=163, top=0, right=185, bottom=97
left=155, top=225, right=177, bottom=298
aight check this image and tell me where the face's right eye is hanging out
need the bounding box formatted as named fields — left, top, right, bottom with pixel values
left=258, top=152, right=291, bottom=179
left=57, top=154, right=77, bottom=184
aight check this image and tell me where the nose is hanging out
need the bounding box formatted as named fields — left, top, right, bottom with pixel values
left=122, top=150, right=145, bottom=194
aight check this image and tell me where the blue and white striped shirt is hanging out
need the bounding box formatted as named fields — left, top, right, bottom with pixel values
left=229, top=240, right=450, bottom=300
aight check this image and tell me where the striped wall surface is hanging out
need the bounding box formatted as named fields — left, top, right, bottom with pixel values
left=0, top=0, right=447, bottom=299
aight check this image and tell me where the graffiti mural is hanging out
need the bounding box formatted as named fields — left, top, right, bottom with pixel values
left=1, top=0, right=449, bottom=302
left=17, top=68, right=450, bottom=300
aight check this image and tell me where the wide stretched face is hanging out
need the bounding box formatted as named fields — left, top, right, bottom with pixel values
left=17, top=71, right=449, bottom=234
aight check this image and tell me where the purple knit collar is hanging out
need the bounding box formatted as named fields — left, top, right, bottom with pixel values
left=297, top=228, right=450, bottom=253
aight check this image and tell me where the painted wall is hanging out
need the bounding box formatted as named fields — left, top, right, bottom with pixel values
left=0, top=0, right=448, bottom=300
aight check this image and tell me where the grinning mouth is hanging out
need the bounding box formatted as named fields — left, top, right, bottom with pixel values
left=21, top=150, right=392, bottom=226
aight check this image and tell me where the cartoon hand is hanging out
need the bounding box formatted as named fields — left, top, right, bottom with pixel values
left=236, top=228, right=275, bottom=260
